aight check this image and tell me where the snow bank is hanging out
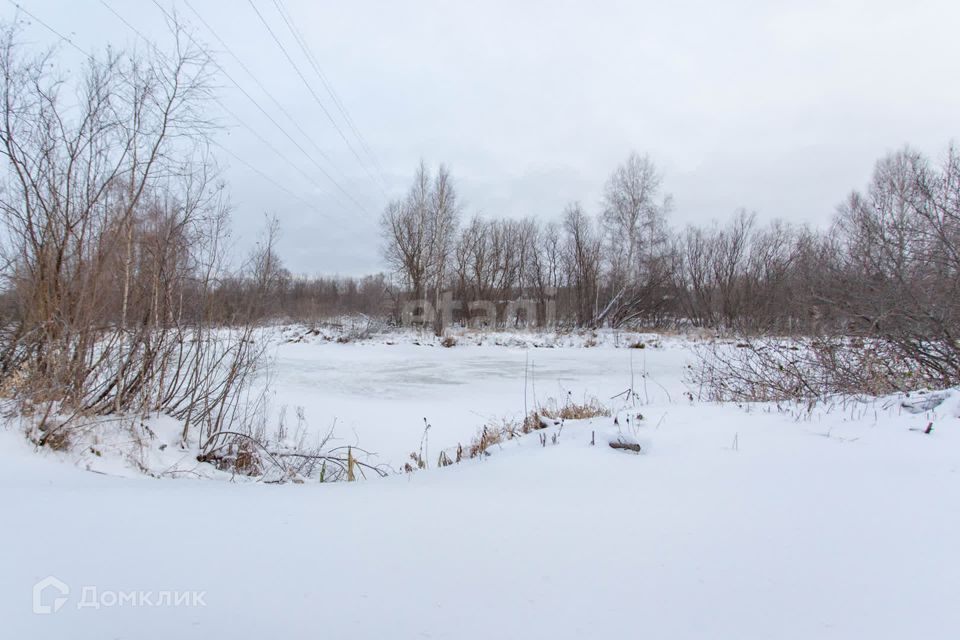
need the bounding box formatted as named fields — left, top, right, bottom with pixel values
left=4, top=383, right=958, bottom=639
left=3, top=336, right=959, bottom=639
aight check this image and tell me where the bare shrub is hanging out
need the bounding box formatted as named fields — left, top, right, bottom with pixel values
left=333, top=315, right=385, bottom=343
left=0, top=20, right=280, bottom=468
left=200, top=405, right=389, bottom=483
left=694, top=145, right=960, bottom=402
left=692, top=337, right=925, bottom=403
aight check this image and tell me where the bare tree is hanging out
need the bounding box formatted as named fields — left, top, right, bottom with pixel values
left=597, top=152, right=673, bottom=326
left=379, top=161, right=460, bottom=333
left=562, top=202, right=602, bottom=327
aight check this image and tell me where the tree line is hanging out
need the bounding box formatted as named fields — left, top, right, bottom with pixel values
left=250, top=141, right=958, bottom=387
left=376, top=149, right=955, bottom=344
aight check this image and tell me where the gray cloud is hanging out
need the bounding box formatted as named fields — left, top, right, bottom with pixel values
left=15, top=0, right=960, bottom=275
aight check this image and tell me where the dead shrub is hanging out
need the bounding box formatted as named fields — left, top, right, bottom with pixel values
left=232, top=439, right=264, bottom=476
left=404, top=450, right=427, bottom=472
left=467, top=425, right=505, bottom=458
left=191, top=405, right=389, bottom=483
left=691, top=336, right=929, bottom=403
left=437, top=450, right=454, bottom=467
left=441, top=335, right=457, bottom=348
left=37, top=426, right=71, bottom=451
left=538, top=395, right=610, bottom=421
left=198, top=434, right=264, bottom=477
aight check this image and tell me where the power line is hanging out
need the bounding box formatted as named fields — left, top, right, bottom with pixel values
left=9, top=0, right=371, bottom=221
left=95, top=0, right=345, bottom=218
left=100, top=1, right=326, bottom=197
left=271, top=0, right=388, bottom=187
left=211, top=140, right=329, bottom=217
left=143, top=0, right=371, bottom=215
left=215, top=97, right=346, bottom=212
left=245, top=0, right=385, bottom=197
left=181, top=0, right=372, bottom=209
left=6, top=0, right=95, bottom=61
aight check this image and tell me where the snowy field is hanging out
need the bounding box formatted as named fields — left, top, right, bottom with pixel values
left=3, top=329, right=960, bottom=639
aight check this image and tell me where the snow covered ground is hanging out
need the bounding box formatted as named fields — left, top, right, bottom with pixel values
left=3, top=328, right=959, bottom=639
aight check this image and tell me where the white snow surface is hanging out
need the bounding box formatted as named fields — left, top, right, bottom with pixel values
left=3, top=327, right=959, bottom=639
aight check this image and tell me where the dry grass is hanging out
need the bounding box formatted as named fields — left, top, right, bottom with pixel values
left=466, top=424, right=508, bottom=458
left=407, top=395, right=610, bottom=470
left=537, top=395, right=610, bottom=421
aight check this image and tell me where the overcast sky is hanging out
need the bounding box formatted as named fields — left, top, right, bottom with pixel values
left=13, top=0, right=960, bottom=275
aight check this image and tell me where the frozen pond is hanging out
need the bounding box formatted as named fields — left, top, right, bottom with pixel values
left=268, top=339, right=692, bottom=466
